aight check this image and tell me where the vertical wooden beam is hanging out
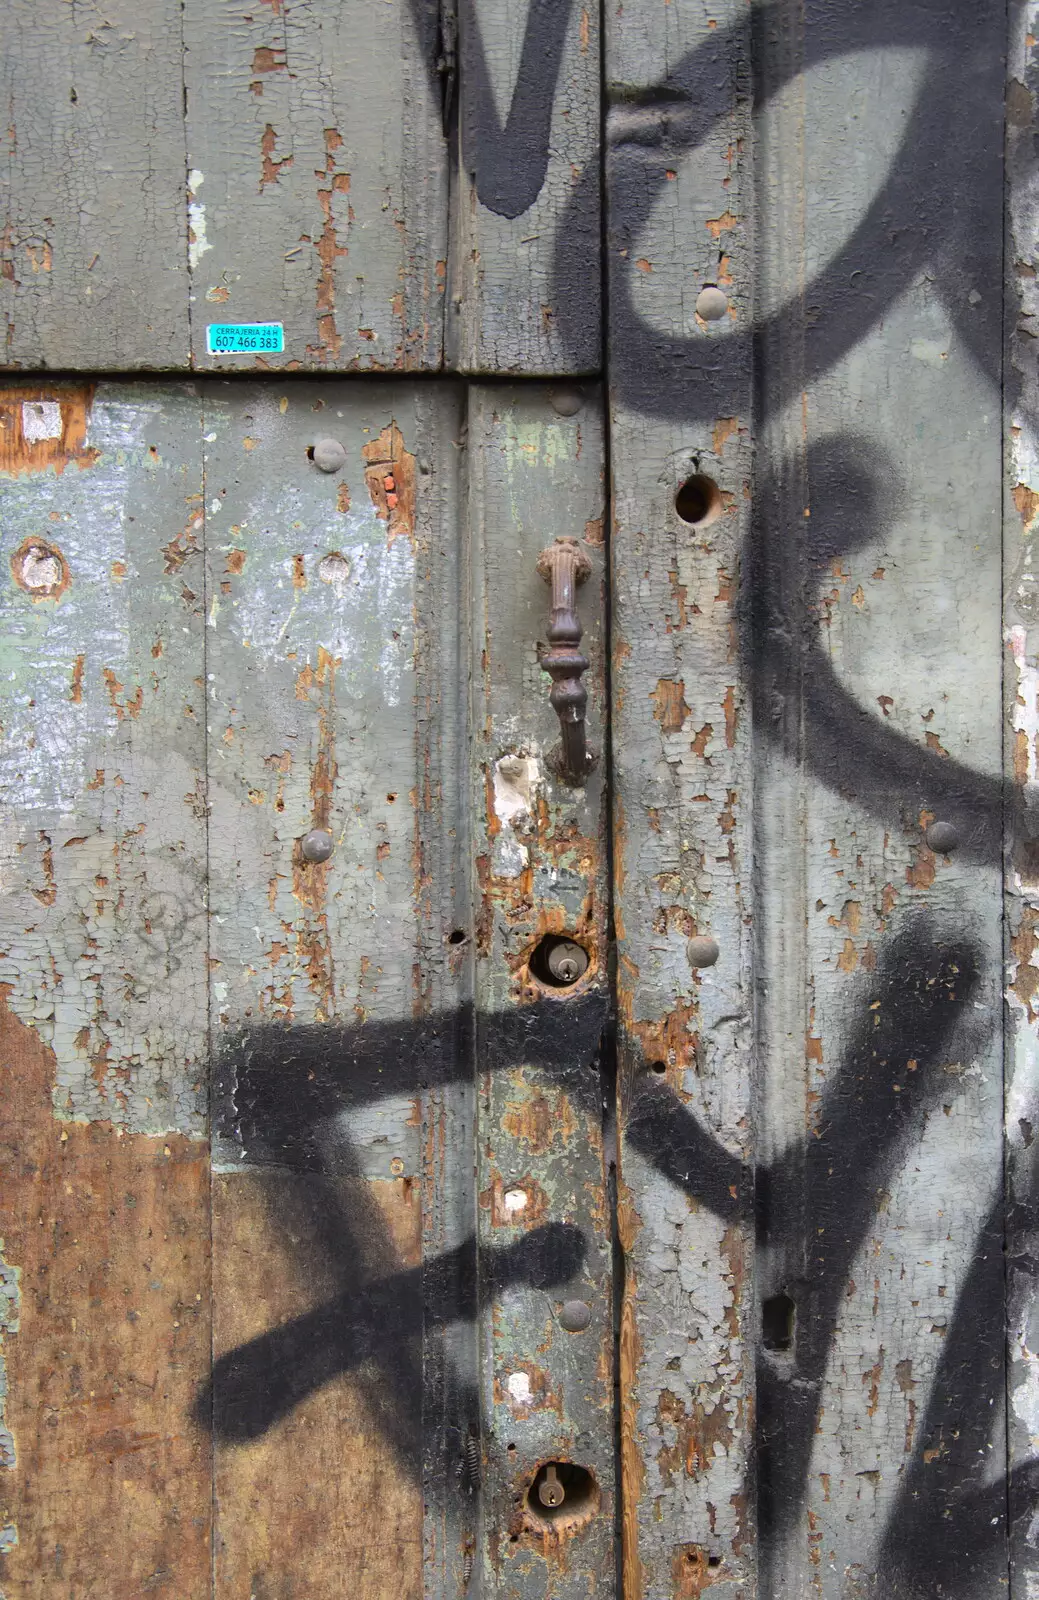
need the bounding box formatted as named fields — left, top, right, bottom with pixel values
left=202, top=379, right=468, bottom=1598
left=182, top=0, right=449, bottom=371
left=1, top=5, right=190, bottom=368
left=0, top=382, right=210, bottom=1592
left=752, top=3, right=1005, bottom=1594
left=466, top=384, right=614, bottom=1595
left=1007, top=4, right=1039, bottom=1593
left=607, top=1, right=756, bottom=1593
left=449, top=1, right=601, bottom=373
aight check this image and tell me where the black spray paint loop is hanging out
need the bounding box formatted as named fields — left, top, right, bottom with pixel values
left=553, top=0, right=1004, bottom=420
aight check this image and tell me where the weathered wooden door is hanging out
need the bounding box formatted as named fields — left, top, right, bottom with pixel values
left=0, top=1, right=1034, bottom=1596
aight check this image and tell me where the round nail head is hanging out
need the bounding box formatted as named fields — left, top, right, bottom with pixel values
left=925, top=819, right=959, bottom=854
left=687, top=934, right=720, bottom=968
left=312, top=437, right=347, bottom=474
left=559, top=1299, right=592, bottom=1332
left=301, top=828, right=334, bottom=863
left=550, top=387, right=584, bottom=417
left=696, top=285, right=729, bottom=322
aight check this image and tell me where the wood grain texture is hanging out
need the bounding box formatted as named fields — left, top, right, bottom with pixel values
left=212, top=1170, right=422, bottom=1600
left=201, top=381, right=472, bottom=1596
left=751, top=6, right=1006, bottom=1594
left=448, top=0, right=601, bottom=373
left=606, top=1, right=755, bottom=1593
left=0, top=986, right=211, bottom=1597
left=183, top=0, right=448, bottom=371
left=0, top=382, right=211, bottom=1591
left=465, top=386, right=613, bottom=1595
left=1, top=0, right=190, bottom=369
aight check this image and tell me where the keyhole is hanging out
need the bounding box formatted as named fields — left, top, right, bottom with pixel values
left=530, top=935, right=590, bottom=989
left=538, top=1464, right=565, bottom=1508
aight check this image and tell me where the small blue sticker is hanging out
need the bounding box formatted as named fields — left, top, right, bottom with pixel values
left=207, top=322, right=285, bottom=355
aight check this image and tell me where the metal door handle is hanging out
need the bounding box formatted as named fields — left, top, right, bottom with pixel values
left=537, top=537, right=595, bottom=785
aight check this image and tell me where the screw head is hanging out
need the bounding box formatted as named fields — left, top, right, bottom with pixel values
left=550, top=386, right=584, bottom=417
left=311, top=437, right=347, bottom=473
left=301, top=828, right=334, bottom=863
left=545, top=940, right=589, bottom=985
left=925, top=819, right=960, bottom=854
left=687, top=934, right=720, bottom=968
left=695, top=285, right=729, bottom=322
left=558, top=1299, right=592, bottom=1332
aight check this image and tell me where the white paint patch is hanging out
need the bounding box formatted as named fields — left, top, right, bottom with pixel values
left=506, top=1371, right=533, bottom=1406
left=21, top=401, right=62, bottom=443
left=187, top=170, right=212, bottom=270
left=493, top=754, right=540, bottom=826
left=503, top=1188, right=528, bottom=1214
left=492, top=834, right=529, bottom=880
left=318, top=551, right=351, bottom=598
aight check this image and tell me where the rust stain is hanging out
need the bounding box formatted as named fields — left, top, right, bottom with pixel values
left=619, top=1261, right=646, bottom=1600
left=673, top=1544, right=726, bottom=1596
left=711, top=417, right=738, bottom=455
left=478, top=1171, right=550, bottom=1228
left=70, top=653, right=85, bottom=702
left=337, top=480, right=351, bottom=513
left=1011, top=905, right=1039, bottom=1021
left=501, top=1087, right=578, bottom=1155
left=657, top=1390, right=734, bottom=1484
left=580, top=6, right=590, bottom=50
left=722, top=685, right=738, bottom=748
left=307, top=129, right=350, bottom=361
left=0, top=385, right=100, bottom=477
left=706, top=210, right=738, bottom=238
left=11, top=536, right=70, bottom=601
left=862, top=1347, right=885, bottom=1417
left=895, top=1357, right=917, bottom=1453
left=0, top=994, right=211, bottom=1594
left=225, top=548, right=246, bottom=576
left=102, top=668, right=143, bottom=721
left=162, top=512, right=202, bottom=576
left=1014, top=481, right=1039, bottom=530
left=292, top=552, right=307, bottom=589
left=493, top=1361, right=564, bottom=1420
left=651, top=678, right=689, bottom=734
left=924, top=730, right=950, bottom=758
left=363, top=422, right=416, bottom=547
left=690, top=722, right=713, bottom=759
left=291, top=647, right=340, bottom=1018
left=259, top=123, right=293, bottom=190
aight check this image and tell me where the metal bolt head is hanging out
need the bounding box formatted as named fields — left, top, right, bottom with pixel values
left=311, top=437, right=347, bottom=474
left=925, top=819, right=960, bottom=854
left=545, top=939, right=589, bottom=985
left=550, top=387, right=584, bottom=417
left=687, top=934, right=720, bottom=969
left=695, top=285, right=729, bottom=322
left=558, top=1299, right=592, bottom=1333
left=301, top=828, right=334, bottom=863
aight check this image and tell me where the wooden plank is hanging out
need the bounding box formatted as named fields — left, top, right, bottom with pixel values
left=1, top=3, right=190, bottom=369
left=1006, top=5, right=1039, bottom=1594
left=0, top=383, right=210, bottom=1590
left=751, top=5, right=1007, bottom=1594
left=606, top=2, right=756, bottom=1594
left=183, top=1, right=449, bottom=372
left=465, top=384, right=613, bottom=1594
left=448, top=0, right=601, bottom=373
left=201, top=379, right=471, bottom=1596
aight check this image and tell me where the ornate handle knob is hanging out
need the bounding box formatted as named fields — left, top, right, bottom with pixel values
left=537, top=538, right=595, bottom=785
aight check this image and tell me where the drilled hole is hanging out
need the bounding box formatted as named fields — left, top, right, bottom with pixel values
left=529, top=935, right=590, bottom=989
left=649, top=1060, right=667, bottom=1075
left=675, top=473, right=722, bottom=527
left=305, top=444, right=316, bottom=460
left=527, top=1462, right=598, bottom=1526
left=708, top=1556, right=722, bottom=1570
left=447, top=929, right=468, bottom=946
left=762, top=1292, right=795, bottom=1353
